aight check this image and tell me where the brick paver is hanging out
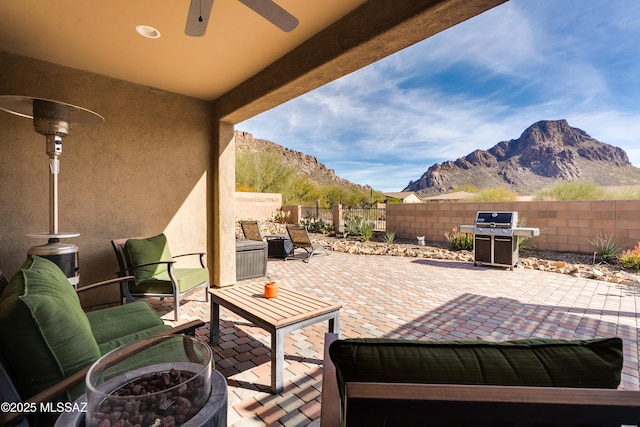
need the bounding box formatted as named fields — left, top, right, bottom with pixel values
left=152, top=251, right=640, bottom=426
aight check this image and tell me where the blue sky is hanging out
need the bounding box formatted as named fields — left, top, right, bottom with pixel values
left=238, top=0, right=640, bottom=193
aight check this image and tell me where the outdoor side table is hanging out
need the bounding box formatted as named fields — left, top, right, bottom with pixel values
left=266, top=234, right=294, bottom=258
left=209, top=283, right=341, bottom=393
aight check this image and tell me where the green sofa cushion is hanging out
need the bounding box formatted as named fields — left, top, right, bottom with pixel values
left=86, top=300, right=167, bottom=346
left=329, top=337, right=623, bottom=403
left=96, top=324, right=170, bottom=355
left=0, top=256, right=101, bottom=399
left=125, top=233, right=173, bottom=285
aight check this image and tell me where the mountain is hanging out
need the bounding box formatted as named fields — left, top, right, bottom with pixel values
left=235, top=130, right=369, bottom=189
left=404, top=120, right=640, bottom=196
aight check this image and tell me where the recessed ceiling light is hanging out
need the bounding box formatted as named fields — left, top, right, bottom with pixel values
left=136, top=25, right=161, bottom=39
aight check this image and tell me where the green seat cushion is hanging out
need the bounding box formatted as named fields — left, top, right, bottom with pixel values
left=151, top=267, right=209, bottom=292
left=129, top=268, right=209, bottom=295
left=329, top=337, right=623, bottom=403
left=86, top=300, right=166, bottom=345
left=125, top=233, right=173, bottom=285
left=0, top=256, right=101, bottom=399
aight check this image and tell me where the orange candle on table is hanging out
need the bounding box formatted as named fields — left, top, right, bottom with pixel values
left=264, top=281, right=278, bottom=298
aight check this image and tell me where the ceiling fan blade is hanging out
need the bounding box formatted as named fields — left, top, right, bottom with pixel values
left=186, top=0, right=214, bottom=37
left=239, top=0, right=298, bottom=32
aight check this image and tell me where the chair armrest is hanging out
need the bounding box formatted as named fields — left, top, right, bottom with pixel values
left=0, top=320, right=205, bottom=425
left=320, top=332, right=340, bottom=427
left=173, top=252, right=206, bottom=258
left=343, top=383, right=640, bottom=426
left=75, top=276, right=135, bottom=294
left=173, top=252, right=207, bottom=268
left=133, top=260, right=176, bottom=269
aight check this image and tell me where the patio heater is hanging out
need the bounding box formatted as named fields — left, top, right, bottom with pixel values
left=0, top=95, right=104, bottom=286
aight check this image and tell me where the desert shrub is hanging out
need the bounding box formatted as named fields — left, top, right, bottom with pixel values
left=534, top=182, right=606, bottom=201
left=235, top=183, right=255, bottom=192
left=301, top=218, right=333, bottom=234
left=517, top=216, right=535, bottom=250
left=359, top=221, right=375, bottom=242
left=383, top=232, right=396, bottom=245
left=445, top=227, right=473, bottom=251
left=236, top=150, right=294, bottom=194
left=619, top=243, right=640, bottom=270
left=345, top=215, right=375, bottom=241
left=588, top=234, right=621, bottom=264
left=473, top=187, right=518, bottom=202
left=271, top=209, right=290, bottom=224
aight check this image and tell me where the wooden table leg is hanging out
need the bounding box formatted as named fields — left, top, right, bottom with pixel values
left=271, top=329, right=285, bottom=394
left=210, top=301, right=220, bottom=343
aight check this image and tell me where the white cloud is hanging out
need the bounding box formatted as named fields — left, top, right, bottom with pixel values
left=419, top=2, right=541, bottom=77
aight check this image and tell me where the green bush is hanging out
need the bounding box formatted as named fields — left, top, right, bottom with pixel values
left=516, top=216, right=535, bottom=250
left=588, top=234, right=621, bottom=264
left=473, top=187, right=518, bottom=202
left=383, top=232, right=396, bottom=245
left=345, top=215, right=375, bottom=241
left=301, top=218, right=333, bottom=234
left=445, top=227, right=473, bottom=251
left=534, top=182, right=606, bottom=201
left=360, top=221, right=375, bottom=242
left=619, top=242, right=640, bottom=270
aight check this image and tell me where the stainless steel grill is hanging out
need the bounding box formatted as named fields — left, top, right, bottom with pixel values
left=459, top=211, right=540, bottom=270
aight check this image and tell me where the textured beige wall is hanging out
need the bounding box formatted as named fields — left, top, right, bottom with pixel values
left=235, top=192, right=282, bottom=221
left=0, top=51, right=213, bottom=303
left=387, top=200, right=640, bottom=254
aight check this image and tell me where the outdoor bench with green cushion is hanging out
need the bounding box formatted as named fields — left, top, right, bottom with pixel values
left=0, top=256, right=204, bottom=426
left=321, top=333, right=640, bottom=427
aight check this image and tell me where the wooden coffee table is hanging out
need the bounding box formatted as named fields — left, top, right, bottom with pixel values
left=209, top=283, right=341, bottom=393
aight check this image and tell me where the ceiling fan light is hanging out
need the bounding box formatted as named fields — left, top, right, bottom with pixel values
left=136, top=25, right=161, bottom=39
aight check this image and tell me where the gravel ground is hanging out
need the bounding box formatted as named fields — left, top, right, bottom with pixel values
left=318, top=235, right=640, bottom=287
left=243, top=222, right=640, bottom=287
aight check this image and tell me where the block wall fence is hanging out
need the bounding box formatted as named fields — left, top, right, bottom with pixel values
left=238, top=194, right=640, bottom=255
left=235, top=192, right=282, bottom=221
left=386, top=200, right=640, bottom=254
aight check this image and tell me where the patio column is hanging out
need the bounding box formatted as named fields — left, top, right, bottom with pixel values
left=210, top=121, right=236, bottom=287
left=333, top=204, right=343, bottom=235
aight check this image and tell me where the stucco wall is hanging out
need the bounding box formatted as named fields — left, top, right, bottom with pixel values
left=235, top=192, right=282, bottom=221
left=0, top=51, right=212, bottom=304
left=387, top=200, right=640, bottom=254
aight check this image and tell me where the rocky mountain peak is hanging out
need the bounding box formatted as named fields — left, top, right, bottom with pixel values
left=235, top=130, right=367, bottom=189
left=405, top=120, right=639, bottom=196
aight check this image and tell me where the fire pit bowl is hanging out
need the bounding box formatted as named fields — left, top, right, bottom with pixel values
left=85, top=335, right=213, bottom=427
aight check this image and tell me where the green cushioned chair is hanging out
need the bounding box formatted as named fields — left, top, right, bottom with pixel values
left=111, top=233, right=209, bottom=320
left=0, top=256, right=204, bottom=427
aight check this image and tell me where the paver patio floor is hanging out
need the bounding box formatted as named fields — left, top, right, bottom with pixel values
left=151, top=251, right=640, bottom=426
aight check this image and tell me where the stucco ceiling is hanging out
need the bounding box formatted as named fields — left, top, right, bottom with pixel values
left=0, top=0, right=367, bottom=100
left=0, top=0, right=508, bottom=122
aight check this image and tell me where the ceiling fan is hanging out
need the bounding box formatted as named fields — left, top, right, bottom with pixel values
left=186, top=0, right=298, bottom=37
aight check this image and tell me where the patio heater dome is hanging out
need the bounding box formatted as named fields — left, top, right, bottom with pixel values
left=0, top=95, right=103, bottom=286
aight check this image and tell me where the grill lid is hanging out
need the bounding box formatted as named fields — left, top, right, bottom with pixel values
left=475, top=211, right=518, bottom=228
